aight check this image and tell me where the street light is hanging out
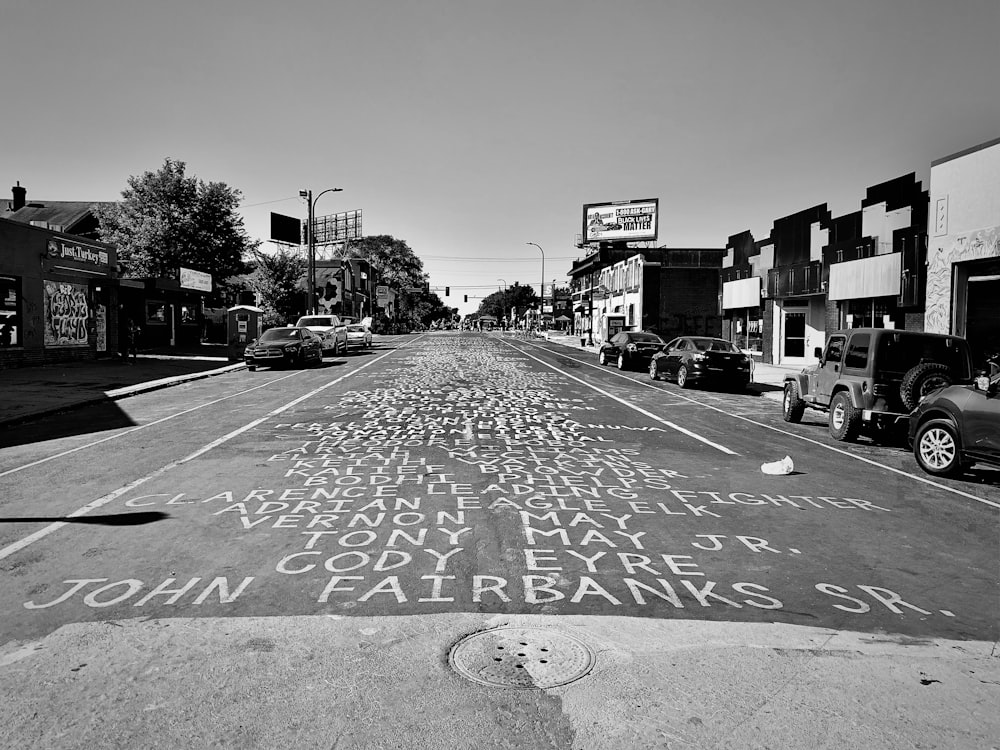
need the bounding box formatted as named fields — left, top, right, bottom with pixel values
left=300, top=187, right=343, bottom=314
left=526, top=243, right=544, bottom=317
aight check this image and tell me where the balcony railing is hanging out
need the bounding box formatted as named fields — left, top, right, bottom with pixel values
left=766, top=260, right=824, bottom=298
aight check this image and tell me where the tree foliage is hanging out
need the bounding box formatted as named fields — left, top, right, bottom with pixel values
left=94, top=158, right=257, bottom=293
left=476, top=282, right=539, bottom=321
left=346, top=235, right=424, bottom=289
left=249, top=247, right=306, bottom=327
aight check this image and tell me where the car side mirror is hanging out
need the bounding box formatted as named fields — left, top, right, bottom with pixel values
left=813, top=346, right=822, bottom=359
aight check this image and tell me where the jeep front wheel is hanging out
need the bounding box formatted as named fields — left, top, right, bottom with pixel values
left=828, top=391, right=861, bottom=442
left=900, top=363, right=954, bottom=411
left=782, top=381, right=805, bottom=423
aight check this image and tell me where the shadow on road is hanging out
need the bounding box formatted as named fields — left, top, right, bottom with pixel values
left=0, top=511, right=169, bottom=526
left=0, top=399, right=137, bottom=449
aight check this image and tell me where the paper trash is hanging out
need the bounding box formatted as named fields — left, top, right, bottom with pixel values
left=760, top=455, right=794, bottom=475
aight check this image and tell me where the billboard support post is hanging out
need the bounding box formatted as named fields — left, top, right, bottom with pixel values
left=300, top=187, right=343, bottom=315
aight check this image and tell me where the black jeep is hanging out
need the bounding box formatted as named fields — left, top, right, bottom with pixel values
left=782, top=328, right=973, bottom=442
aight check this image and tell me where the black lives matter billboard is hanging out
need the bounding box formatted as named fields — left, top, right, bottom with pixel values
left=582, top=198, right=658, bottom=244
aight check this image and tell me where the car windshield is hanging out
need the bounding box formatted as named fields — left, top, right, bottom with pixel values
left=691, top=338, right=739, bottom=352
left=630, top=333, right=664, bottom=343
left=259, top=328, right=301, bottom=342
left=297, top=317, right=336, bottom=327
left=347, top=325, right=366, bottom=332
left=876, top=333, right=972, bottom=379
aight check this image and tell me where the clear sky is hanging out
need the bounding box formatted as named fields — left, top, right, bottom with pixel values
left=3, top=0, right=998, bottom=316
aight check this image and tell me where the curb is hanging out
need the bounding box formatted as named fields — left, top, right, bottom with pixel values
left=0, top=362, right=246, bottom=429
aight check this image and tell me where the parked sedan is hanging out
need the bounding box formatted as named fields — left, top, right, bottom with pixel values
left=908, top=366, right=1000, bottom=476
left=598, top=331, right=667, bottom=370
left=244, top=327, right=323, bottom=371
left=346, top=323, right=372, bottom=350
left=650, top=336, right=752, bottom=390
left=294, top=314, right=348, bottom=355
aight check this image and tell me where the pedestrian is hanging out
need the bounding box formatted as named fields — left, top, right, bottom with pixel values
left=121, top=317, right=139, bottom=362
left=128, top=320, right=141, bottom=360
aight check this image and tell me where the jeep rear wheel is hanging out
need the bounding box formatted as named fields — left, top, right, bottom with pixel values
left=900, top=363, right=955, bottom=411
left=828, top=391, right=861, bottom=442
left=782, top=381, right=805, bottom=423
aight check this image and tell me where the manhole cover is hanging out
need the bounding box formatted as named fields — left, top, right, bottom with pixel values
left=449, top=627, right=596, bottom=689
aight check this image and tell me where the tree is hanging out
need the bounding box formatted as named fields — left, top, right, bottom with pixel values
left=94, top=158, right=257, bottom=296
left=477, top=282, right=539, bottom=321
left=345, top=235, right=424, bottom=290
left=249, top=247, right=305, bottom=327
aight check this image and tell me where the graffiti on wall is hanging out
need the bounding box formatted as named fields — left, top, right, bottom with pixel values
left=925, top=226, right=1000, bottom=334
left=44, top=281, right=90, bottom=347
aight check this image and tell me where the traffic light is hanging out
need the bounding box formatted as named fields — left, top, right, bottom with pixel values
left=464, top=295, right=468, bottom=303
left=446, top=287, right=450, bottom=296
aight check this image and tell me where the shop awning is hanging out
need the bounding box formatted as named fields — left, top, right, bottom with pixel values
left=722, top=276, right=761, bottom=309
left=828, top=253, right=901, bottom=301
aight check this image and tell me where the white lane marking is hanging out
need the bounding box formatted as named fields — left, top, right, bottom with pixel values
left=0, top=370, right=303, bottom=479
left=524, top=338, right=1000, bottom=510
left=501, top=339, right=738, bottom=455
left=0, top=345, right=406, bottom=561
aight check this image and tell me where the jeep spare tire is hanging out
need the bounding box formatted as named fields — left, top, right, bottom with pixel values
left=900, top=363, right=955, bottom=410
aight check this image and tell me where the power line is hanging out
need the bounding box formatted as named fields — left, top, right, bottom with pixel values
left=239, top=196, right=301, bottom=208
left=419, top=255, right=578, bottom=261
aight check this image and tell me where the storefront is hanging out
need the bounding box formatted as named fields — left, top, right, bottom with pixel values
left=0, top=217, right=118, bottom=368
left=924, top=137, right=1000, bottom=368
left=118, top=276, right=210, bottom=350
left=722, top=276, right=763, bottom=355
left=828, top=252, right=907, bottom=330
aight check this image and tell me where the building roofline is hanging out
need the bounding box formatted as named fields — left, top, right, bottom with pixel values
left=931, top=136, right=1000, bottom=168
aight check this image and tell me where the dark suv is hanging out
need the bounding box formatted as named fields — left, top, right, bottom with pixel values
left=908, top=357, right=1000, bottom=476
left=782, top=329, right=973, bottom=442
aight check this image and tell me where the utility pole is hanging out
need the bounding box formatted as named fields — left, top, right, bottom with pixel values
left=299, top=187, right=343, bottom=314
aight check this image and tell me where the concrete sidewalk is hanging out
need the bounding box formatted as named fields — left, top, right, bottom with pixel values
left=0, top=344, right=244, bottom=428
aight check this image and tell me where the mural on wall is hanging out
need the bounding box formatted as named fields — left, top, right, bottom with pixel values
left=925, top=226, right=1000, bottom=333
left=315, top=267, right=343, bottom=316
left=43, top=281, right=90, bottom=347
left=96, top=304, right=107, bottom=352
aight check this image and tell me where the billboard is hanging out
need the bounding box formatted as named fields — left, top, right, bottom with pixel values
left=582, top=198, right=658, bottom=244
left=312, top=209, right=363, bottom=245
left=270, top=212, right=302, bottom=245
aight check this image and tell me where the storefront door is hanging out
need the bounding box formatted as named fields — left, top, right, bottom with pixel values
left=784, top=310, right=807, bottom=358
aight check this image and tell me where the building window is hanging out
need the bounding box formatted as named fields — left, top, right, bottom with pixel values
left=0, top=275, right=22, bottom=347
left=146, top=301, right=167, bottom=325
left=842, top=297, right=902, bottom=329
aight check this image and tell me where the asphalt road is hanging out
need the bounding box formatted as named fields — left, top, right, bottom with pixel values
left=1, top=331, right=997, bottom=749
